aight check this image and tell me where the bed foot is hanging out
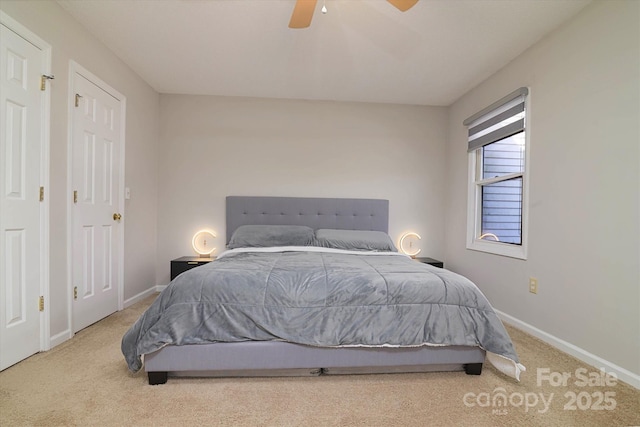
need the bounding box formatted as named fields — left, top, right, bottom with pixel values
left=464, top=363, right=483, bottom=375
left=148, top=371, right=168, bottom=385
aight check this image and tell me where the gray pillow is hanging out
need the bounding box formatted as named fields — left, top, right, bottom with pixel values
left=314, top=229, right=397, bottom=252
left=228, top=225, right=315, bottom=249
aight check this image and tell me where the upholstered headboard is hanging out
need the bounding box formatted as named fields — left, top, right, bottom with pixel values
left=226, top=196, right=389, bottom=244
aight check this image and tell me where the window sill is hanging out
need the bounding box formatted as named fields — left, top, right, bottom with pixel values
left=466, top=239, right=527, bottom=260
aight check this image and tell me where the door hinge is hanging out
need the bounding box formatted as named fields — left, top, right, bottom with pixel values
left=40, top=74, right=54, bottom=91
left=74, top=286, right=78, bottom=300
left=39, top=186, right=44, bottom=202
left=75, top=93, right=83, bottom=107
left=38, top=296, right=44, bottom=312
left=73, top=190, right=78, bottom=204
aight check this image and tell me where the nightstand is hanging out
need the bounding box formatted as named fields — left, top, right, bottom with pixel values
left=171, top=256, right=215, bottom=280
left=414, top=257, right=444, bottom=268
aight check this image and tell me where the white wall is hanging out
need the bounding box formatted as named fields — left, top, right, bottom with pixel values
left=0, top=1, right=160, bottom=340
left=445, top=0, right=639, bottom=379
left=157, top=95, right=447, bottom=285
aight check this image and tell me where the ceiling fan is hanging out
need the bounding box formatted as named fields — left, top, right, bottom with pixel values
left=289, top=0, right=419, bottom=29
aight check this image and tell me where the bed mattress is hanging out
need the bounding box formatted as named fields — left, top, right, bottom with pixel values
left=122, top=247, right=524, bottom=379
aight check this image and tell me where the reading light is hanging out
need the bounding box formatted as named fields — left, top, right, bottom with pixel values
left=192, top=229, right=217, bottom=257
left=399, top=232, right=421, bottom=258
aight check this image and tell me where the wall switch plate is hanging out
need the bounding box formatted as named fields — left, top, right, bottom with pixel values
left=529, top=277, right=538, bottom=294
left=125, top=187, right=131, bottom=200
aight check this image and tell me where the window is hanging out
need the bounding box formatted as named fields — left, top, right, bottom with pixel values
left=464, top=88, right=529, bottom=259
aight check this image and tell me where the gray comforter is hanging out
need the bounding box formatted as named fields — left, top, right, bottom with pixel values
left=122, top=248, right=525, bottom=379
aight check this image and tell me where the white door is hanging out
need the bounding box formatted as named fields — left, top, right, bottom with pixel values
left=0, top=21, right=48, bottom=370
left=71, top=71, right=122, bottom=332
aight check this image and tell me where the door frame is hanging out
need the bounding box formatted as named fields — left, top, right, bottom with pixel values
left=0, top=11, right=51, bottom=352
left=66, top=61, right=126, bottom=333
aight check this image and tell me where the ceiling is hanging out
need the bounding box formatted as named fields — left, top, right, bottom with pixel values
left=57, top=0, right=591, bottom=106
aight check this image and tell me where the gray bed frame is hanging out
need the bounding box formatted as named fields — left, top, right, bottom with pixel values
left=144, top=196, right=485, bottom=384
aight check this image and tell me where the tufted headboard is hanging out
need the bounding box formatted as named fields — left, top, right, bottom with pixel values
left=226, top=196, right=389, bottom=244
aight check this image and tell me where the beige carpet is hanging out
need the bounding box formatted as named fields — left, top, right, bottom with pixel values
left=1, top=294, right=638, bottom=426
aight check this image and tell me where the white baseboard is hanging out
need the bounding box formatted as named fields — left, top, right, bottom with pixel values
left=495, top=309, right=640, bottom=390
left=123, top=286, right=160, bottom=308
left=49, top=329, right=73, bottom=349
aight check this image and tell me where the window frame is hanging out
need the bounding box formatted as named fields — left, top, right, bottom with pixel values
left=465, top=90, right=531, bottom=260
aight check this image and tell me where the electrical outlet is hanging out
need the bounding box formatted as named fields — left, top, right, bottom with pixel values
left=529, top=277, right=538, bottom=294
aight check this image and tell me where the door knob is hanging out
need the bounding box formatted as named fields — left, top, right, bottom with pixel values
left=113, top=213, right=122, bottom=221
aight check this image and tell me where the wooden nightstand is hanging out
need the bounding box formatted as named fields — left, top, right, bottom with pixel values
left=171, top=256, right=215, bottom=280
left=414, top=257, right=444, bottom=268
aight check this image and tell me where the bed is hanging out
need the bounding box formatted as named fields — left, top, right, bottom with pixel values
left=122, top=196, right=525, bottom=385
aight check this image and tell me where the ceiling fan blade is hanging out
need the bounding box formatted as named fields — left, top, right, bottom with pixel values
left=289, top=0, right=318, bottom=29
left=387, top=0, right=419, bottom=12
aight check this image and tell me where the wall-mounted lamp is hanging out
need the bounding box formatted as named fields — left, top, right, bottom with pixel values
left=399, top=232, right=421, bottom=258
left=192, top=229, right=217, bottom=258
